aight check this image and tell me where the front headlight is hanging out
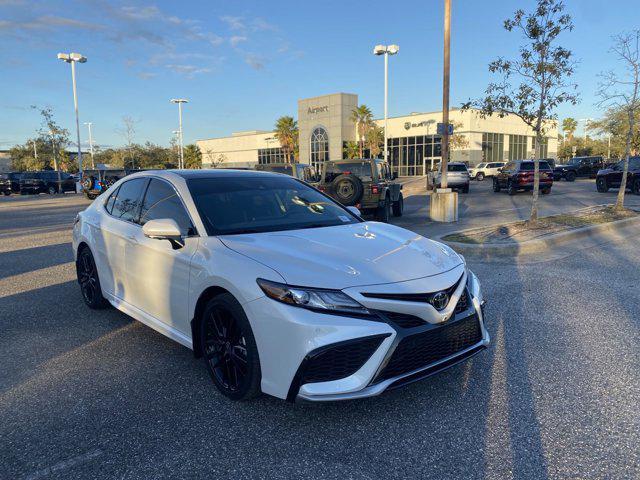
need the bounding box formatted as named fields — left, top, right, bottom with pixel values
left=257, top=279, right=370, bottom=315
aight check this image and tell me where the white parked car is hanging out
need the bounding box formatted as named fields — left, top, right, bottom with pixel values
left=73, top=170, right=489, bottom=402
left=468, top=162, right=506, bottom=181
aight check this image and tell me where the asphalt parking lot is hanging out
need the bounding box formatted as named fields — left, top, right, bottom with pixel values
left=1, top=184, right=639, bottom=479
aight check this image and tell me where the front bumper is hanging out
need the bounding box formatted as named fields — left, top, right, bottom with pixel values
left=244, top=268, right=489, bottom=402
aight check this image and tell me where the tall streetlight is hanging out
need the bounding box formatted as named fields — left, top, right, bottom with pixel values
left=84, top=122, right=95, bottom=168
left=171, top=98, right=188, bottom=169
left=373, top=44, right=399, bottom=167
left=441, top=0, right=451, bottom=190
left=57, top=52, right=87, bottom=180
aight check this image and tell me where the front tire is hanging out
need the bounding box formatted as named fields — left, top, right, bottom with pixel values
left=565, top=171, right=576, bottom=182
left=476, top=172, right=485, bottom=181
left=200, top=294, right=261, bottom=401
left=596, top=177, right=609, bottom=193
left=48, top=185, right=57, bottom=195
left=392, top=193, right=404, bottom=217
left=507, top=180, right=517, bottom=196
left=76, top=247, right=109, bottom=309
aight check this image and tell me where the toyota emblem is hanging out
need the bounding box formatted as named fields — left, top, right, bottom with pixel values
left=431, top=291, right=449, bottom=311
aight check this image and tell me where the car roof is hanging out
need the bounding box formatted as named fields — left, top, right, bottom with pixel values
left=151, top=169, right=287, bottom=180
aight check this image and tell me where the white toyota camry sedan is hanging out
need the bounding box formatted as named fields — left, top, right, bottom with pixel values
left=73, top=170, right=489, bottom=402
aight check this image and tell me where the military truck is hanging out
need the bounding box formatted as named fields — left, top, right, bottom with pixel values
left=317, top=158, right=403, bottom=222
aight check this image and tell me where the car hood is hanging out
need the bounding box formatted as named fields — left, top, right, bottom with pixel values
left=219, top=222, right=464, bottom=289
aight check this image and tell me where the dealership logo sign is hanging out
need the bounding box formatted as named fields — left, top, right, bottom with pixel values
left=404, top=120, right=432, bottom=130
left=308, top=106, right=329, bottom=114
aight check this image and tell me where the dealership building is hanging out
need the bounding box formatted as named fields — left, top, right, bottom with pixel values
left=196, top=93, right=558, bottom=176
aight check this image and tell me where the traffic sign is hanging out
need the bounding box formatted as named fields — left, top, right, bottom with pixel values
left=437, top=123, right=454, bottom=135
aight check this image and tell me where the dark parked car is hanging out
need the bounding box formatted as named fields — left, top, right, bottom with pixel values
left=4, top=172, right=22, bottom=194
left=553, top=156, right=604, bottom=181
left=19, top=171, right=76, bottom=195
left=255, top=163, right=318, bottom=183
left=596, top=156, right=640, bottom=195
left=81, top=169, right=145, bottom=199
left=317, top=158, right=403, bottom=222
left=0, top=173, right=12, bottom=195
left=493, top=160, right=554, bottom=195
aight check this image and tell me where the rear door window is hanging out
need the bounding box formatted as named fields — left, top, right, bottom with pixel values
left=110, top=178, right=147, bottom=223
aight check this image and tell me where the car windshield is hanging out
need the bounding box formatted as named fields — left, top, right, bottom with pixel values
left=448, top=164, right=467, bottom=172
left=324, top=162, right=372, bottom=182
left=187, top=175, right=361, bottom=235
left=265, top=166, right=292, bottom=175
left=568, top=158, right=580, bottom=165
left=476, top=163, right=486, bottom=169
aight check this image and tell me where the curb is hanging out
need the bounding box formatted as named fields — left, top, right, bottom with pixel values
left=437, top=215, right=640, bottom=257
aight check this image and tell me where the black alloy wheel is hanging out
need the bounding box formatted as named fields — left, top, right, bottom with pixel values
left=200, top=294, right=261, bottom=401
left=76, top=247, right=109, bottom=309
left=493, top=178, right=501, bottom=193
left=596, top=177, right=609, bottom=193
left=392, top=193, right=404, bottom=217
left=507, top=180, right=517, bottom=196
left=565, top=171, right=576, bottom=182
left=48, top=185, right=57, bottom=195
left=476, top=172, right=485, bottom=181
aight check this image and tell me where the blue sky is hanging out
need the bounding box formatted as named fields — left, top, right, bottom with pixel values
left=0, top=0, right=637, bottom=150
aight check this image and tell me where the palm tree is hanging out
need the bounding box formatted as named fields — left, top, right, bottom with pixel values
left=365, top=125, right=384, bottom=158
left=562, top=117, right=578, bottom=142
left=350, top=105, right=373, bottom=158
left=343, top=141, right=360, bottom=159
left=274, top=116, right=298, bottom=163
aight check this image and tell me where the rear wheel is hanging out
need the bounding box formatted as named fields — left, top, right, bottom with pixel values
left=392, top=193, right=404, bottom=217
left=376, top=196, right=391, bottom=222
left=47, top=185, right=57, bottom=195
left=507, top=180, right=517, bottom=196
left=3, top=191, right=10, bottom=196
left=76, top=247, right=109, bottom=309
left=476, top=172, right=485, bottom=181
left=596, top=177, right=609, bottom=193
left=200, top=293, right=261, bottom=401
left=492, top=178, right=501, bottom=193
left=542, top=187, right=551, bottom=195
left=565, top=171, right=576, bottom=182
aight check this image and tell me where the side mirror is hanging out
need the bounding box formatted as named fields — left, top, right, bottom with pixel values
left=143, top=218, right=184, bottom=248
left=346, top=206, right=361, bottom=217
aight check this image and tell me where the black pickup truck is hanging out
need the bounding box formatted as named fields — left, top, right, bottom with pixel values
left=553, top=156, right=604, bottom=181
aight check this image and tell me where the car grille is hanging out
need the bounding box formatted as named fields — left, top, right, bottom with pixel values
left=360, top=273, right=464, bottom=303
left=301, top=334, right=388, bottom=383
left=373, top=313, right=482, bottom=383
left=372, top=288, right=472, bottom=329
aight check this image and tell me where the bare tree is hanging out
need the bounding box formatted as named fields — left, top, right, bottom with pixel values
left=596, top=30, right=640, bottom=210
left=463, top=0, right=579, bottom=222
left=203, top=149, right=227, bottom=168
left=117, top=116, right=138, bottom=169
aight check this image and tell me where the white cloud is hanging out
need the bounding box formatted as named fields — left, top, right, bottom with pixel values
left=229, top=35, right=247, bottom=47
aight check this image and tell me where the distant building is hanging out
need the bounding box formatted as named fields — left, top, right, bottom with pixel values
left=197, top=92, right=558, bottom=176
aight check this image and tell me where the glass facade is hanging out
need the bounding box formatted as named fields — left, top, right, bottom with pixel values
left=258, top=148, right=286, bottom=164
left=531, top=136, right=549, bottom=158
left=482, top=133, right=504, bottom=162
left=388, top=135, right=442, bottom=176
left=310, top=127, right=329, bottom=170
left=508, top=134, right=528, bottom=160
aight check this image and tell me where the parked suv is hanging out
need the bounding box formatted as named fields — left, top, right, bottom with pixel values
left=468, top=162, right=506, bottom=181
left=493, top=160, right=554, bottom=195
left=81, top=169, right=139, bottom=199
left=255, top=163, right=318, bottom=183
left=317, top=158, right=403, bottom=222
left=596, top=156, right=640, bottom=195
left=19, top=171, right=76, bottom=195
left=427, top=162, right=470, bottom=193
left=554, top=156, right=604, bottom=181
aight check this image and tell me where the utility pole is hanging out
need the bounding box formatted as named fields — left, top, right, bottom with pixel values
left=171, top=99, right=188, bottom=169
left=373, top=45, right=399, bottom=168
left=49, top=130, right=61, bottom=193
left=33, top=140, right=38, bottom=161
left=84, top=122, right=95, bottom=168
left=441, top=0, right=451, bottom=189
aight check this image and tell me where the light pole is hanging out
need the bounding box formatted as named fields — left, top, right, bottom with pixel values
left=57, top=52, right=87, bottom=181
left=84, top=122, right=95, bottom=168
left=49, top=130, right=62, bottom=193
left=441, top=0, right=451, bottom=190
left=171, top=98, right=188, bottom=169
left=373, top=44, right=399, bottom=169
